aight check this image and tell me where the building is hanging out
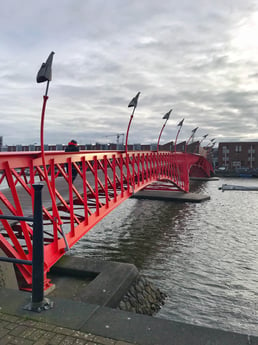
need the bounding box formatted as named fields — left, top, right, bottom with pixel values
left=218, top=142, right=258, bottom=170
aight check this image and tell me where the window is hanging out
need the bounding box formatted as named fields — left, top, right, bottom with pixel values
left=235, top=145, right=242, bottom=152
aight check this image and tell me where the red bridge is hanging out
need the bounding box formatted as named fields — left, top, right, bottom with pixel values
left=0, top=149, right=213, bottom=290
left=0, top=52, right=214, bottom=291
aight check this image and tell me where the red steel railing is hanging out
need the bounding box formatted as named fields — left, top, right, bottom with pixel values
left=0, top=150, right=212, bottom=290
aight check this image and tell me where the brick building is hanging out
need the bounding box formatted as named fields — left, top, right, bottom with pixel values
left=218, top=142, right=258, bottom=170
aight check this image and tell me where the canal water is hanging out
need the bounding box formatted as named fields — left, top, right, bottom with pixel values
left=69, top=177, right=258, bottom=336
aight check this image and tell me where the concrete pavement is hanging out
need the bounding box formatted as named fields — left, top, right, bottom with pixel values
left=0, top=287, right=258, bottom=345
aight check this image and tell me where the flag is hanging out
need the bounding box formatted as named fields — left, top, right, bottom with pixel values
left=192, top=127, right=198, bottom=134
left=177, top=118, right=184, bottom=127
left=128, top=92, right=140, bottom=108
left=163, top=109, right=172, bottom=120
left=37, top=51, right=55, bottom=83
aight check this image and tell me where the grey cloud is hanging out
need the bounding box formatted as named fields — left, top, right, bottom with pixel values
left=1, top=0, right=258, bottom=146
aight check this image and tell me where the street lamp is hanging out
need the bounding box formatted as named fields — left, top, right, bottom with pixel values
left=200, top=134, right=208, bottom=145
left=185, top=127, right=198, bottom=153
left=194, top=133, right=208, bottom=154
left=174, top=118, right=184, bottom=153
left=125, top=92, right=140, bottom=153
left=157, top=109, right=172, bottom=152
left=37, top=52, right=55, bottom=157
left=37, top=52, right=69, bottom=251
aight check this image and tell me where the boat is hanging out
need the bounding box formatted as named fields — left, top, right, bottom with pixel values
left=219, top=184, right=258, bottom=192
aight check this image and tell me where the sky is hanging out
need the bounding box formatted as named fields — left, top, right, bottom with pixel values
left=1, top=0, right=258, bottom=147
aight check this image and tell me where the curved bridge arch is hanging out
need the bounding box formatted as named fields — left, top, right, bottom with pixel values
left=187, top=153, right=214, bottom=178
left=0, top=150, right=213, bottom=290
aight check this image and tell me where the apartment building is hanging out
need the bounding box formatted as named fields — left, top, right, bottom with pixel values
left=218, top=142, right=258, bottom=170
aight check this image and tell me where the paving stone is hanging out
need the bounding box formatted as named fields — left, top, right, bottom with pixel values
left=32, top=321, right=56, bottom=331
left=62, top=335, right=77, bottom=344
left=10, top=325, right=28, bottom=336
left=47, top=333, right=66, bottom=345
left=53, top=326, right=75, bottom=336
left=33, top=339, right=49, bottom=345
left=94, top=335, right=116, bottom=345
left=18, top=319, right=34, bottom=327
left=0, top=327, right=9, bottom=337
left=21, top=328, right=47, bottom=341
left=74, top=339, right=88, bottom=345
left=0, top=313, right=20, bottom=323
left=20, top=327, right=38, bottom=338
left=72, top=331, right=95, bottom=341
left=42, top=331, right=56, bottom=340
left=19, top=319, right=38, bottom=328
left=0, top=335, right=14, bottom=345
left=0, top=320, right=11, bottom=329
left=5, top=335, right=34, bottom=345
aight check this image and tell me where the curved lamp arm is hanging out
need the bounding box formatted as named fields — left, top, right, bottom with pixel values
left=125, top=92, right=140, bottom=153
left=174, top=118, right=184, bottom=153
left=185, top=127, right=198, bottom=153
left=157, top=109, right=172, bottom=152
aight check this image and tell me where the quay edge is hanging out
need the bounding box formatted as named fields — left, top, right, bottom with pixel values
left=0, top=256, right=257, bottom=344
left=0, top=286, right=257, bottom=345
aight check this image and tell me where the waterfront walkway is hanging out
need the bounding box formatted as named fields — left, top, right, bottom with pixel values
left=0, top=287, right=258, bottom=345
left=0, top=311, right=131, bottom=345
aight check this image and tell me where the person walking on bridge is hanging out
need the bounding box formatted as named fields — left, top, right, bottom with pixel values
left=65, top=140, right=80, bottom=182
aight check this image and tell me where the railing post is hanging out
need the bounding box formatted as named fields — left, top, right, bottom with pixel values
left=24, top=182, right=53, bottom=312
left=32, top=183, right=44, bottom=304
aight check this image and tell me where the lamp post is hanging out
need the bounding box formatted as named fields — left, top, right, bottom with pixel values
left=200, top=134, right=208, bottom=145
left=185, top=127, right=198, bottom=153
left=157, top=109, right=172, bottom=152
left=36, top=52, right=66, bottom=239
left=174, top=118, right=184, bottom=153
left=194, top=133, right=208, bottom=154
left=125, top=92, right=140, bottom=153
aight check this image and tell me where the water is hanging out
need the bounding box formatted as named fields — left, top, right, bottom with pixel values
left=69, top=177, right=258, bottom=335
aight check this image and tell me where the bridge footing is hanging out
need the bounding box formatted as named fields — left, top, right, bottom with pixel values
left=133, top=190, right=210, bottom=202
left=49, top=256, right=166, bottom=315
left=0, top=249, right=18, bottom=290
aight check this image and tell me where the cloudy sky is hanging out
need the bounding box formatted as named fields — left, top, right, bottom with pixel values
left=1, top=0, right=258, bottom=147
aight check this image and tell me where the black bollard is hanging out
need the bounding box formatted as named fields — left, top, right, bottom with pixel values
left=24, top=183, right=53, bottom=312
left=32, top=183, right=44, bottom=305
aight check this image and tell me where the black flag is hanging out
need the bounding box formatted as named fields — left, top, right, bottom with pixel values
left=177, top=118, right=184, bottom=127
left=37, top=51, right=55, bottom=83
left=163, top=109, right=172, bottom=120
left=128, top=92, right=140, bottom=108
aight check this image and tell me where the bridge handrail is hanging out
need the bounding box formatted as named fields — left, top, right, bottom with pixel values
left=0, top=149, right=212, bottom=290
